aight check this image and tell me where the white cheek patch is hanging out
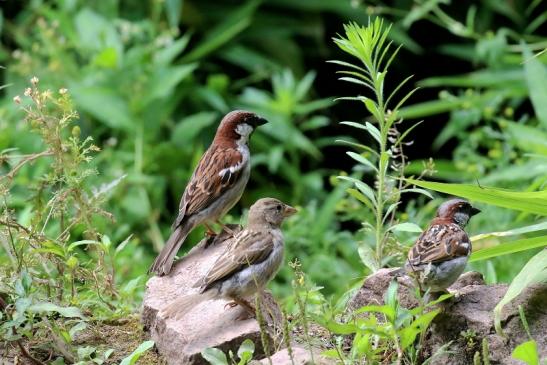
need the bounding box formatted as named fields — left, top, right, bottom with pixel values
left=235, top=123, right=254, bottom=143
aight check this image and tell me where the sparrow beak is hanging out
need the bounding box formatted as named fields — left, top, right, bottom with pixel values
left=283, top=205, right=297, bottom=217
left=470, top=207, right=481, bottom=216
left=250, top=116, right=268, bottom=127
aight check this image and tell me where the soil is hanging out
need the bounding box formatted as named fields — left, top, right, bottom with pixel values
left=0, top=315, right=165, bottom=365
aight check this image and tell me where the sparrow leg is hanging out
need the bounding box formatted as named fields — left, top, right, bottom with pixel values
left=204, top=223, right=218, bottom=237
left=232, top=298, right=256, bottom=320
left=216, top=221, right=236, bottom=236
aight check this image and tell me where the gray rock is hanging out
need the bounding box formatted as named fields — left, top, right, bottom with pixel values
left=348, top=269, right=547, bottom=365
left=253, top=345, right=332, bottom=365
left=142, top=226, right=282, bottom=365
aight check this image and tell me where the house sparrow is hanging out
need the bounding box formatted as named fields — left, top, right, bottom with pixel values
left=149, top=110, right=268, bottom=276
left=160, top=198, right=296, bottom=319
left=405, top=199, right=480, bottom=292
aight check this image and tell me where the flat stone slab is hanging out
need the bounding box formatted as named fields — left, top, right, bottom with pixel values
left=143, top=227, right=281, bottom=365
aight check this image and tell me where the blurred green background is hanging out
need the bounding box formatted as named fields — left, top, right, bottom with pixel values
left=1, top=0, right=546, bottom=303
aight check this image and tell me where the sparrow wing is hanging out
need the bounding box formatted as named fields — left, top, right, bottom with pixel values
left=408, top=223, right=471, bottom=265
left=173, top=145, right=246, bottom=228
left=198, top=229, right=273, bottom=291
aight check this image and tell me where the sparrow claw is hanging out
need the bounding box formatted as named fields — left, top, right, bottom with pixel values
left=224, top=301, right=238, bottom=310
left=217, top=221, right=236, bottom=236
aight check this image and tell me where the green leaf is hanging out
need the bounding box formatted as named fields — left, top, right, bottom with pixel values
left=389, top=222, right=423, bottom=233
left=182, top=0, right=260, bottom=62
left=142, top=64, right=198, bottom=107
left=119, top=340, right=155, bottom=365
left=365, top=122, right=381, bottom=144
left=337, top=176, right=376, bottom=203
left=404, top=179, right=547, bottom=216
left=154, top=33, right=191, bottom=66
left=494, top=249, right=547, bottom=336
left=470, top=236, right=547, bottom=262
left=68, top=240, right=100, bottom=252
left=70, top=86, right=133, bottom=131
left=358, top=243, right=379, bottom=272
left=201, top=347, right=229, bottom=365
left=512, top=340, right=539, bottom=365
left=523, top=44, right=547, bottom=128
left=347, top=152, right=378, bottom=172
left=28, top=302, right=85, bottom=319
left=172, top=112, right=218, bottom=146
left=471, top=221, right=547, bottom=242
left=237, top=339, right=255, bottom=364
left=399, top=309, right=440, bottom=350
left=355, top=304, right=396, bottom=322
left=164, top=0, right=183, bottom=28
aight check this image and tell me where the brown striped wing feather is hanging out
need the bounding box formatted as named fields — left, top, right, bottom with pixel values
left=197, top=230, right=273, bottom=291
left=173, top=145, right=244, bottom=228
left=408, top=223, right=471, bottom=265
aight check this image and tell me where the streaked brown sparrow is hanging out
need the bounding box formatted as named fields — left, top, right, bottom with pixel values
left=149, top=110, right=268, bottom=276
left=405, top=199, right=480, bottom=292
left=160, top=198, right=297, bottom=319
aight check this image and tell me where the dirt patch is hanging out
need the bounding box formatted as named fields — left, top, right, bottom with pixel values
left=1, top=315, right=165, bottom=365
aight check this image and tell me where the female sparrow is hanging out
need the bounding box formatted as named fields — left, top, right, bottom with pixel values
left=405, top=199, right=480, bottom=292
left=160, top=198, right=296, bottom=319
left=149, top=110, right=268, bottom=276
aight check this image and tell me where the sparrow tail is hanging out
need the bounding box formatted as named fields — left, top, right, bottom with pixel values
left=160, top=290, right=216, bottom=320
left=148, top=222, right=193, bottom=276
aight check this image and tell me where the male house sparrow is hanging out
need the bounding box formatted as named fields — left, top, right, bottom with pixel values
left=149, top=110, right=268, bottom=276
left=405, top=199, right=480, bottom=292
left=161, top=198, right=297, bottom=319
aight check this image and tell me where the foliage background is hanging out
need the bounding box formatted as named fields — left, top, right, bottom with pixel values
left=0, top=0, right=546, bottom=361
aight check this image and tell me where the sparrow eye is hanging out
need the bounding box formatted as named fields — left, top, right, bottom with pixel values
left=276, top=204, right=282, bottom=211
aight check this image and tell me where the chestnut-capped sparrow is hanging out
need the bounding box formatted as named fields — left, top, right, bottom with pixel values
left=149, top=110, right=268, bottom=276
left=160, top=198, right=296, bottom=319
left=405, top=199, right=480, bottom=292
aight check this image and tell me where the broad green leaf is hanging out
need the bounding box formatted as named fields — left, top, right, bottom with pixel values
left=164, top=0, right=183, bottom=28
left=404, top=179, right=547, bottom=216
left=504, top=120, right=547, bottom=155
left=182, top=0, right=260, bottom=62
left=201, top=348, right=229, bottom=365
left=313, top=316, right=357, bottom=335
left=400, top=188, right=434, bottom=199
left=399, top=309, right=440, bottom=350
left=237, top=339, right=255, bottom=364
left=119, top=340, right=155, bottom=365
left=141, top=64, right=198, bottom=107
left=154, top=33, right=191, bottom=66
left=523, top=44, right=547, bottom=128
left=358, top=243, right=379, bottom=272
left=494, top=249, right=547, bottom=336
left=28, top=302, right=85, bottom=319
left=172, top=112, right=218, bottom=146
left=355, top=304, right=396, bottom=322
left=511, top=340, right=539, bottom=365
left=470, top=236, right=547, bottom=262
left=472, top=221, right=547, bottom=241
left=389, top=222, right=423, bottom=233
left=70, top=86, right=133, bottom=131
left=419, top=68, right=523, bottom=88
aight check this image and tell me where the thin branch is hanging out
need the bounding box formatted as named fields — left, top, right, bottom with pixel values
left=1, top=150, right=54, bottom=180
